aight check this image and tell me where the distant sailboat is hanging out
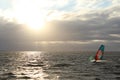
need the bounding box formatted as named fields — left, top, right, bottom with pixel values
left=90, top=45, right=106, bottom=62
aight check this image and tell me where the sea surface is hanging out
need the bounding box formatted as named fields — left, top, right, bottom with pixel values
left=0, top=51, right=120, bottom=80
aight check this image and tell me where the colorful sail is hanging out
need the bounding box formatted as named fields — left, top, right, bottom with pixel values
left=95, top=45, right=105, bottom=61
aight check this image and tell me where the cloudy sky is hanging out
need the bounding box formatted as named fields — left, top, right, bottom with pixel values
left=0, top=0, right=120, bottom=51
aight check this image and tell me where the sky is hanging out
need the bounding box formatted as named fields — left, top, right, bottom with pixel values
left=0, top=0, right=120, bottom=51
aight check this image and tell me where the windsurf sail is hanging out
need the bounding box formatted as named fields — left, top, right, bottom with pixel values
left=94, top=45, right=105, bottom=61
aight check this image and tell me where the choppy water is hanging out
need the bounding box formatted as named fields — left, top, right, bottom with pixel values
left=0, top=51, right=120, bottom=80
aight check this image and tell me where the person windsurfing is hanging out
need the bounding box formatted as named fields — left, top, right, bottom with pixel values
left=89, top=45, right=105, bottom=62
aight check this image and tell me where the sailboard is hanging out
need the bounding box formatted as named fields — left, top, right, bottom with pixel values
left=90, top=45, right=106, bottom=62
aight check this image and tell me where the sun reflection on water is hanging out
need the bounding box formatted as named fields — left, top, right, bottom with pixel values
left=18, top=51, right=47, bottom=79
left=0, top=51, right=60, bottom=80
left=14, top=51, right=60, bottom=80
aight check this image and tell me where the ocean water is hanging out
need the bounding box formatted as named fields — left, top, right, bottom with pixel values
left=0, top=51, right=120, bottom=80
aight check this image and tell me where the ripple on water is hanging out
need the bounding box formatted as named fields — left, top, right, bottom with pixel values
left=116, top=77, right=120, bottom=80
left=1, top=72, right=32, bottom=79
left=53, top=63, right=74, bottom=67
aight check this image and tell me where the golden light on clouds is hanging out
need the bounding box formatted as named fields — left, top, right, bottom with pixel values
left=10, top=0, right=73, bottom=28
left=12, top=0, right=47, bottom=30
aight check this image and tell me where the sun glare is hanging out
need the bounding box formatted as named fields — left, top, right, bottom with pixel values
left=12, top=0, right=46, bottom=31
left=27, top=20, right=45, bottom=30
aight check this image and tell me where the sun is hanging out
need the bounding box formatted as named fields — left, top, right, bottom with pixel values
left=27, top=20, right=45, bottom=30
left=23, top=15, right=45, bottom=31
left=12, top=0, right=46, bottom=31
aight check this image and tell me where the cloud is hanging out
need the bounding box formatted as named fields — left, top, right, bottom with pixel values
left=0, top=0, right=120, bottom=51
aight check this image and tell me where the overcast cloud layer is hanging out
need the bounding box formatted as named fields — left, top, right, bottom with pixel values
left=0, top=0, right=120, bottom=51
